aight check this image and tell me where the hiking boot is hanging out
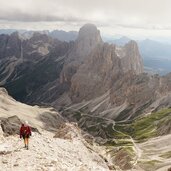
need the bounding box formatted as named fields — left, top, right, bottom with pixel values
left=27, top=146, right=29, bottom=150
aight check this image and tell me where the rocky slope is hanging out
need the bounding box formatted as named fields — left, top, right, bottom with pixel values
left=0, top=130, right=110, bottom=171
left=0, top=87, right=110, bottom=171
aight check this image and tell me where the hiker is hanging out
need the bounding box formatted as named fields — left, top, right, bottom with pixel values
left=20, top=121, right=32, bottom=150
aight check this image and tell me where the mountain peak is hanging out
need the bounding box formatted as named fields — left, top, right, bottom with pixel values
left=77, top=23, right=102, bottom=44
left=71, top=23, right=103, bottom=57
left=78, top=23, right=98, bottom=35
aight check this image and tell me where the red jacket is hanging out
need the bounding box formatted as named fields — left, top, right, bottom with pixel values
left=20, top=125, right=31, bottom=137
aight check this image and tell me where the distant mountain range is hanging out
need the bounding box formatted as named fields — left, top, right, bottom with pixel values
left=138, top=39, right=171, bottom=75
left=0, top=29, right=78, bottom=42
left=49, top=30, right=78, bottom=42
left=1, top=29, right=171, bottom=75
left=109, top=36, right=171, bottom=75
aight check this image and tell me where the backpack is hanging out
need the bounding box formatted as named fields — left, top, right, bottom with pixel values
left=23, top=126, right=30, bottom=136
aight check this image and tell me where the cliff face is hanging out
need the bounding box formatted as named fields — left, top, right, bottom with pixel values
left=60, top=24, right=143, bottom=103
left=117, top=40, right=144, bottom=74
left=60, top=24, right=103, bottom=85
left=70, top=43, right=122, bottom=102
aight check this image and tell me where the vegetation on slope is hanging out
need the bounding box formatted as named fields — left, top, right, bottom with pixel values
left=119, top=108, right=171, bottom=141
left=64, top=108, right=171, bottom=142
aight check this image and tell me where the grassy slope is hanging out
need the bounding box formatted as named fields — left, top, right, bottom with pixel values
left=118, top=108, right=171, bottom=141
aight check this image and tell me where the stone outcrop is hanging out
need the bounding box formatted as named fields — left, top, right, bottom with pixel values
left=0, top=115, right=40, bottom=135
left=70, top=43, right=122, bottom=102
left=1, top=115, right=22, bottom=135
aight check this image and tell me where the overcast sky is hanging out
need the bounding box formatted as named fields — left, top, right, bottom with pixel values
left=0, top=0, right=171, bottom=39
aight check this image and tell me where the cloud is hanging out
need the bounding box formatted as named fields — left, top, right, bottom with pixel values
left=0, top=0, right=171, bottom=37
left=0, top=10, right=84, bottom=22
left=114, top=23, right=171, bottom=31
left=0, top=0, right=168, bottom=24
left=0, top=0, right=86, bottom=22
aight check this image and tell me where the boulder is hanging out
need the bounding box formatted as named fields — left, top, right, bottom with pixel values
left=1, top=115, right=22, bottom=135
left=0, top=115, right=40, bottom=135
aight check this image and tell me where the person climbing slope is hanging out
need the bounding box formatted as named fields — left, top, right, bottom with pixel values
left=20, top=121, right=32, bottom=150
